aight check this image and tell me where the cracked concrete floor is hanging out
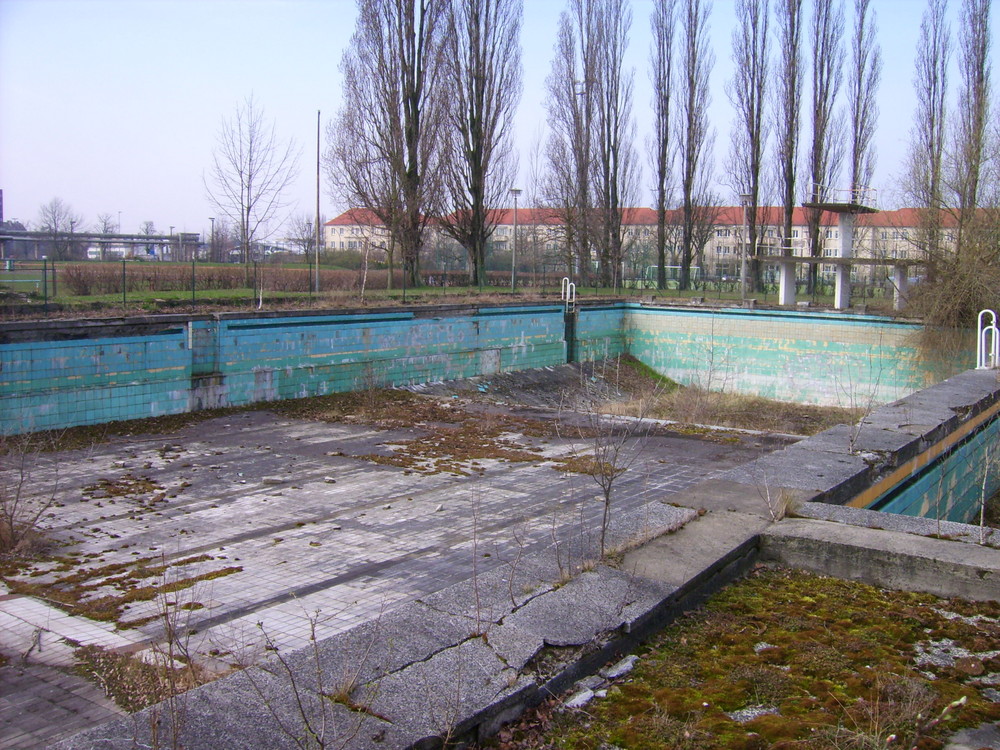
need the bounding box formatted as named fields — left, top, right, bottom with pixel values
left=1, top=403, right=780, bottom=748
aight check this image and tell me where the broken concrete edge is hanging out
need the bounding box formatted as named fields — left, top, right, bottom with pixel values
left=716, top=368, right=1000, bottom=510
left=48, top=504, right=1000, bottom=750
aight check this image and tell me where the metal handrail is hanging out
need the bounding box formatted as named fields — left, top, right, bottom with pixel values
left=561, top=277, right=576, bottom=313
left=978, top=309, right=998, bottom=369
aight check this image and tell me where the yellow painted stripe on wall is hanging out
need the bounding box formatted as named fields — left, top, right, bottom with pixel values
left=847, top=398, right=1000, bottom=508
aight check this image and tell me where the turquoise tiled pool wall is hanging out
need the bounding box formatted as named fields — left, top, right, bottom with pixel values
left=204, top=306, right=572, bottom=409
left=871, top=415, right=1000, bottom=523
left=1, top=306, right=596, bottom=435
left=573, top=305, right=628, bottom=362
left=0, top=327, right=191, bottom=435
left=0, top=303, right=967, bottom=435
left=623, top=305, right=965, bottom=406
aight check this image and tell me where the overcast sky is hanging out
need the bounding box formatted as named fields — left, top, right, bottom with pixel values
left=0, top=0, right=993, bottom=241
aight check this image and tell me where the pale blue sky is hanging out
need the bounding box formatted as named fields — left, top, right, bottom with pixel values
left=0, top=0, right=991, bottom=240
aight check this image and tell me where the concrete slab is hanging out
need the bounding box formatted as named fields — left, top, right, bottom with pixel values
left=797, top=501, right=1000, bottom=546
left=717, top=442, right=871, bottom=502
left=761, top=518, right=1000, bottom=601
left=363, top=637, right=532, bottom=741
left=622, top=510, right=772, bottom=588
left=502, top=566, right=676, bottom=647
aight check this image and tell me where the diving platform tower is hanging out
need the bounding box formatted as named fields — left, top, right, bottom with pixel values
left=799, top=186, right=879, bottom=310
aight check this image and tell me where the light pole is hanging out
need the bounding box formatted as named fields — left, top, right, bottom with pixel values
left=169, top=225, right=175, bottom=262
left=315, top=109, right=321, bottom=296
left=510, top=187, right=521, bottom=291
left=209, top=217, right=215, bottom=262
left=306, top=220, right=313, bottom=298
left=117, top=210, right=122, bottom=234
left=739, top=193, right=751, bottom=301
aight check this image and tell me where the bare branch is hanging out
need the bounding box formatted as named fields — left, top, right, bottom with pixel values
left=206, top=95, right=300, bottom=269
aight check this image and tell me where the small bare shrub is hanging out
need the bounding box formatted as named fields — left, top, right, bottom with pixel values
left=0, top=434, right=58, bottom=555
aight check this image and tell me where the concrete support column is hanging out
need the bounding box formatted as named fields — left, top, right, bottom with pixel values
left=893, top=265, right=909, bottom=311
left=834, top=214, right=855, bottom=310
left=834, top=265, right=851, bottom=310
left=778, top=261, right=797, bottom=306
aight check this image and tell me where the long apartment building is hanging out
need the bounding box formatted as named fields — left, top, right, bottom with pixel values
left=325, top=206, right=942, bottom=282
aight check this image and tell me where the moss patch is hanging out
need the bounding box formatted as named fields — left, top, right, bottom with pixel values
left=73, top=643, right=213, bottom=713
left=485, top=567, right=1000, bottom=749
left=5, top=555, right=240, bottom=626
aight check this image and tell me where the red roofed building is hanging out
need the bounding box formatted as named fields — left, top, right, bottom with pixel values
left=323, top=208, right=391, bottom=253
left=324, top=205, right=943, bottom=286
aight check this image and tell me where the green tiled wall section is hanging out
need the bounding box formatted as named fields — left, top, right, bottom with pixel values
left=623, top=305, right=966, bottom=406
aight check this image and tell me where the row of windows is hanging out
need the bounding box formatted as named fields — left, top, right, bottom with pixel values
left=327, top=224, right=942, bottom=250
left=717, top=227, right=798, bottom=239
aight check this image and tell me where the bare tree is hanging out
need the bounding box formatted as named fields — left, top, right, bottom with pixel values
left=95, top=212, right=117, bottom=261
left=329, top=0, right=448, bottom=289
left=207, top=95, right=299, bottom=272
left=544, top=0, right=601, bottom=286
left=287, top=213, right=320, bottom=266
left=774, top=0, right=804, bottom=258
left=805, top=0, right=846, bottom=293
left=847, top=0, right=881, bottom=193
left=592, top=0, right=640, bottom=289
left=726, top=0, right=770, bottom=292
left=905, top=0, right=951, bottom=267
left=36, top=197, right=84, bottom=260
left=952, top=0, right=992, bottom=254
left=95, top=213, right=116, bottom=235
left=650, top=0, right=677, bottom=290
left=136, top=220, right=158, bottom=258
left=438, top=0, right=522, bottom=287
left=677, top=0, right=715, bottom=290
left=690, top=195, right=723, bottom=287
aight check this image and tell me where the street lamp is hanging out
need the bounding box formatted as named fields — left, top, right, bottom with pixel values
left=510, top=187, right=521, bottom=292
left=209, top=217, right=215, bottom=262
left=739, top=193, right=752, bottom=301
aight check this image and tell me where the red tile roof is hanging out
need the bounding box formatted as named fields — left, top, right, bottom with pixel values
left=324, top=208, right=384, bottom=227
left=327, top=206, right=954, bottom=229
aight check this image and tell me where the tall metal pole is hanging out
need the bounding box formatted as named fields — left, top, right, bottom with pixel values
left=315, top=109, right=321, bottom=296
left=510, top=188, right=521, bottom=291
